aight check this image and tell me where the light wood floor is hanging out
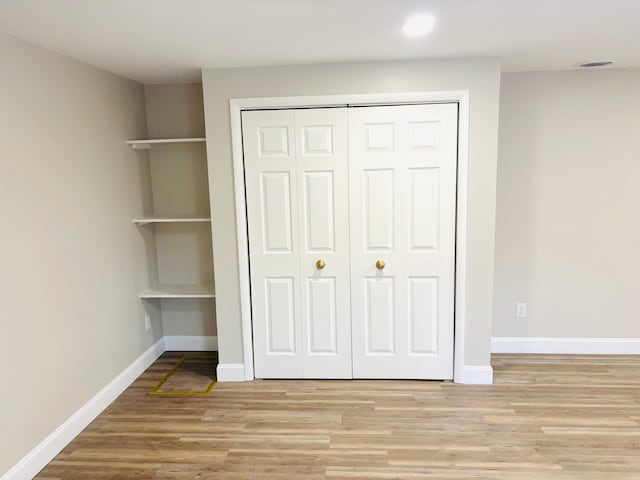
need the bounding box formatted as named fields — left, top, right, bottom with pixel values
left=37, top=353, right=640, bottom=479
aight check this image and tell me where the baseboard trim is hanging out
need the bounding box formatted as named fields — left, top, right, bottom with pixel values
left=459, top=365, right=494, bottom=385
left=216, top=363, right=246, bottom=382
left=492, top=337, right=640, bottom=354
left=164, top=335, right=218, bottom=351
left=2, top=338, right=165, bottom=480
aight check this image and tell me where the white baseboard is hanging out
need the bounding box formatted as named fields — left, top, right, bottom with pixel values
left=216, top=363, right=246, bottom=382
left=459, top=366, right=494, bottom=385
left=492, top=337, right=640, bottom=354
left=2, top=338, right=165, bottom=480
left=164, top=335, right=218, bottom=351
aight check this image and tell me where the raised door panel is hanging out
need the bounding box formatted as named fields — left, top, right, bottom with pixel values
left=265, top=277, right=296, bottom=354
left=260, top=172, right=294, bottom=253
left=408, top=277, right=439, bottom=355
left=303, top=171, right=335, bottom=252
left=306, top=277, right=337, bottom=354
left=364, top=169, right=395, bottom=251
left=365, top=277, right=395, bottom=354
left=407, top=168, right=439, bottom=251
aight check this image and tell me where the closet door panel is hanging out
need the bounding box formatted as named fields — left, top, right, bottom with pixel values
left=349, top=104, right=458, bottom=380
left=243, top=110, right=303, bottom=378
left=295, top=108, right=352, bottom=378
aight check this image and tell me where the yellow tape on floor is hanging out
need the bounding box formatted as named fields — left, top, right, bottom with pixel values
left=150, top=355, right=217, bottom=395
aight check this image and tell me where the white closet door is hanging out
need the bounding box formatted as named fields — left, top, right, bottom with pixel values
left=348, top=104, right=458, bottom=379
left=243, top=108, right=352, bottom=378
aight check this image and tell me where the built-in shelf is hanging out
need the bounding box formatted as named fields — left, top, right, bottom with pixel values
left=132, top=131, right=214, bottom=305
left=139, top=284, right=215, bottom=299
left=132, top=216, right=211, bottom=226
left=126, top=137, right=206, bottom=150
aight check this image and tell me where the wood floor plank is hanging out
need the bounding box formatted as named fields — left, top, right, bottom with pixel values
left=35, top=352, right=640, bottom=479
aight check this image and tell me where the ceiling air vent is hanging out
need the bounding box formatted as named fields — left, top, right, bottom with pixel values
left=578, top=61, right=614, bottom=68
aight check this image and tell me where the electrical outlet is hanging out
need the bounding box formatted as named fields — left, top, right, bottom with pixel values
left=515, top=303, right=527, bottom=318
left=144, top=314, right=151, bottom=331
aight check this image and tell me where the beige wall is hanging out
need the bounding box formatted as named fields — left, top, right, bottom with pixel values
left=143, top=84, right=216, bottom=337
left=493, top=69, right=640, bottom=338
left=0, top=33, right=156, bottom=474
left=202, top=58, right=501, bottom=369
left=145, top=84, right=206, bottom=138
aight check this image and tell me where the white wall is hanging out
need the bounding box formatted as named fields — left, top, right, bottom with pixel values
left=493, top=68, right=640, bottom=338
left=143, top=84, right=216, bottom=337
left=0, top=33, right=156, bottom=475
left=202, top=58, right=501, bottom=370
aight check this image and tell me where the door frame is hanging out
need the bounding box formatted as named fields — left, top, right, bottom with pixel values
left=229, top=91, right=470, bottom=382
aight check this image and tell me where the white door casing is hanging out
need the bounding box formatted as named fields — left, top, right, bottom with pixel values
left=241, top=102, right=459, bottom=380
left=348, top=104, right=458, bottom=379
left=242, top=108, right=352, bottom=378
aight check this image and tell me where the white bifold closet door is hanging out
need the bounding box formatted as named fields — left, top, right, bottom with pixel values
left=242, top=108, right=352, bottom=378
left=243, top=103, right=458, bottom=380
left=348, top=104, right=457, bottom=379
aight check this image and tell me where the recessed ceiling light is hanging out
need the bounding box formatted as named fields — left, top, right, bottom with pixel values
left=578, top=61, right=614, bottom=68
left=402, top=14, right=435, bottom=37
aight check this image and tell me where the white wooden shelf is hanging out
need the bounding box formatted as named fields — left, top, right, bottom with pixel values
left=126, top=137, right=206, bottom=150
left=139, top=284, right=215, bottom=299
left=132, top=215, right=211, bottom=226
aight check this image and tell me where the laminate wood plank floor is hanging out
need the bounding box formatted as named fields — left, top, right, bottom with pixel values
left=37, top=353, right=640, bottom=479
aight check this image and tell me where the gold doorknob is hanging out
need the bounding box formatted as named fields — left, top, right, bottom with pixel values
left=316, top=259, right=326, bottom=270
left=376, top=259, right=385, bottom=270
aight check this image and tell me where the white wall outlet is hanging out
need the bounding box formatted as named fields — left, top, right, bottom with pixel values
left=144, top=314, right=151, bottom=331
left=515, top=302, right=527, bottom=318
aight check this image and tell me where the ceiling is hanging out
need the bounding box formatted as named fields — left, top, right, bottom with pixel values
left=0, top=0, right=638, bottom=84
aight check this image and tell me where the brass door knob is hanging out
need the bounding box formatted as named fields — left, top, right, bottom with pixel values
left=375, top=259, right=385, bottom=270
left=316, top=259, right=326, bottom=270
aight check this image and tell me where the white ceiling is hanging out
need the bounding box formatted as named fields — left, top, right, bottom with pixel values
left=1, top=0, right=638, bottom=84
